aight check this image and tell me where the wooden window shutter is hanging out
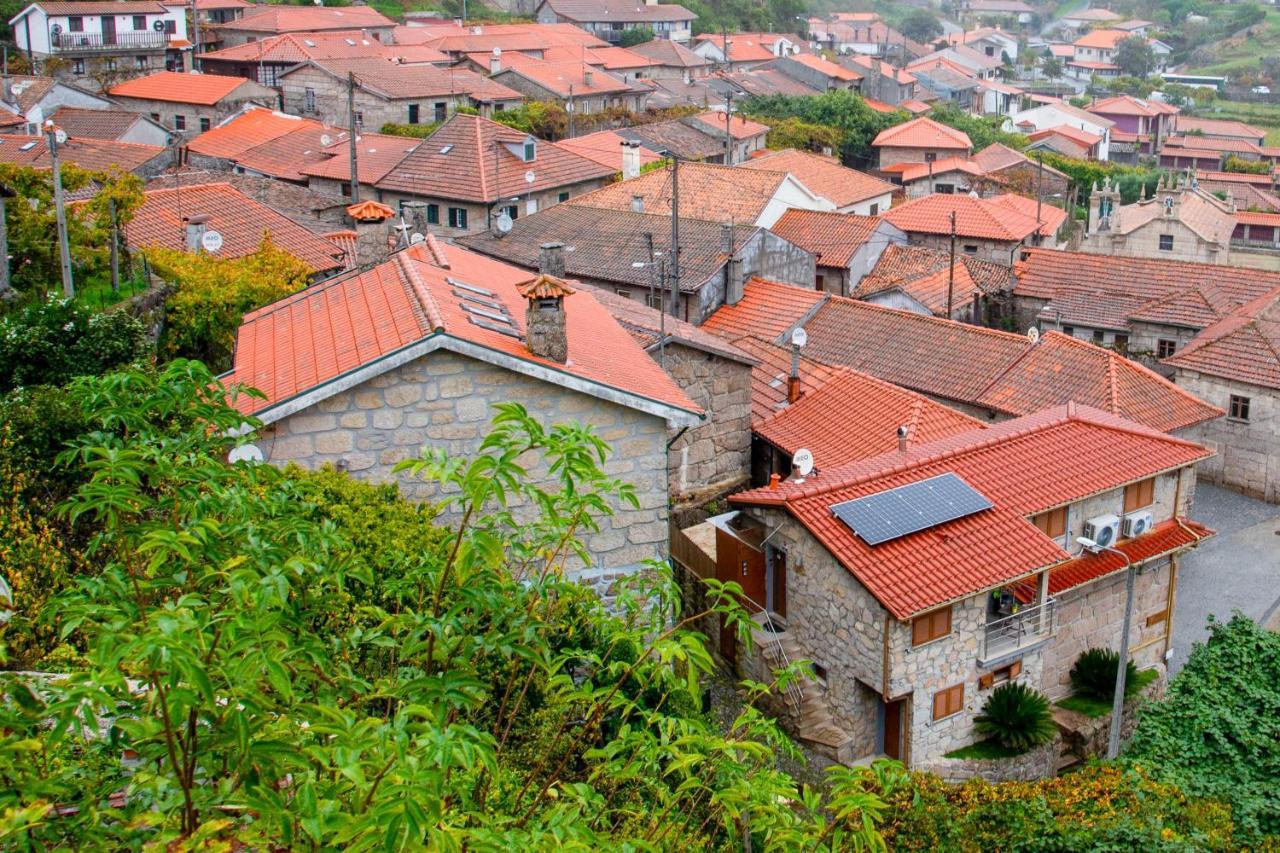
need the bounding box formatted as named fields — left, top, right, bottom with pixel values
left=978, top=672, right=994, bottom=690
left=932, top=690, right=946, bottom=720
left=1145, top=610, right=1167, bottom=627
left=1008, top=660, right=1022, bottom=679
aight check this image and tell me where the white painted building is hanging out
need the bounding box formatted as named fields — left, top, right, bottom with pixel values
left=10, top=0, right=189, bottom=81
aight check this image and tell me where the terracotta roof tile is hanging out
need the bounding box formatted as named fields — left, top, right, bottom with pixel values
left=856, top=244, right=1014, bottom=298
left=581, top=283, right=755, bottom=363
left=731, top=403, right=1212, bottom=618
left=187, top=107, right=309, bottom=160
left=784, top=51, right=861, bottom=81
left=766, top=209, right=883, bottom=268
left=48, top=106, right=153, bottom=142
left=557, top=129, right=662, bottom=172
left=755, top=364, right=985, bottom=467
left=295, top=130, right=421, bottom=185
left=882, top=192, right=1045, bottom=241
left=847, top=54, right=915, bottom=83
left=374, top=112, right=611, bottom=201
left=728, top=335, right=840, bottom=421
left=1073, top=28, right=1130, bottom=49
left=1175, top=116, right=1265, bottom=141
left=109, top=70, right=264, bottom=105
left=740, top=148, right=893, bottom=208
left=127, top=183, right=345, bottom=273
left=227, top=240, right=699, bottom=418
left=299, top=57, right=521, bottom=102
left=701, top=278, right=827, bottom=342
left=1164, top=286, right=1280, bottom=390
left=568, top=161, right=794, bottom=224
left=686, top=110, right=770, bottom=140
left=202, top=31, right=403, bottom=64
left=872, top=116, right=971, bottom=151
left=220, top=5, right=394, bottom=33
left=627, top=37, right=708, bottom=68
left=0, top=132, right=164, bottom=173
left=492, top=52, right=632, bottom=96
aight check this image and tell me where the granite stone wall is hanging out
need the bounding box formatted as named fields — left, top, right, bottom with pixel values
left=921, top=737, right=1059, bottom=783
left=261, top=349, right=672, bottom=575
left=1176, top=369, right=1278, bottom=503
left=662, top=342, right=752, bottom=506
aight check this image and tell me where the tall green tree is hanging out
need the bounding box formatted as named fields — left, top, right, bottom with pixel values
left=1114, top=35, right=1156, bottom=78
left=899, top=9, right=942, bottom=44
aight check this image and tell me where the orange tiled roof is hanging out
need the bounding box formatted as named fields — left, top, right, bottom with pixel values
left=987, top=193, right=1068, bottom=237
left=686, top=110, right=770, bottom=141
left=755, top=364, right=985, bottom=468
left=346, top=200, right=394, bottom=221
left=227, top=239, right=700, bottom=419
left=786, top=52, right=861, bottom=81
left=187, top=107, right=307, bottom=159
left=199, top=30, right=393, bottom=64
left=557, top=129, right=662, bottom=172
left=882, top=192, right=1045, bottom=242
left=1028, top=123, right=1102, bottom=147
left=128, top=183, right=345, bottom=273
left=1164, top=285, right=1280, bottom=391
left=731, top=403, right=1212, bottom=618
left=491, top=51, right=631, bottom=96
left=1175, top=116, right=1265, bottom=141
left=567, top=161, right=794, bottom=225
left=109, top=70, right=262, bottom=105
left=1073, top=28, right=1130, bottom=50
left=856, top=243, right=1014, bottom=298
left=740, top=148, right=893, bottom=208
left=374, top=113, right=613, bottom=202
left=296, top=130, right=421, bottom=185
left=701, top=277, right=827, bottom=343
left=872, top=116, right=971, bottom=151
left=703, top=284, right=1222, bottom=433
left=767, top=209, right=883, bottom=268
left=0, top=132, right=164, bottom=173
left=222, top=4, right=395, bottom=33
left=887, top=155, right=988, bottom=184
left=847, top=53, right=915, bottom=84
left=729, top=335, right=841, bottom=422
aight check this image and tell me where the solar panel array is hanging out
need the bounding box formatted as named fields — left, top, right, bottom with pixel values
left=830, top=473, right=993, bottom=546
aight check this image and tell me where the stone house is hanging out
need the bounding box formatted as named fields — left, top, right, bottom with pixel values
left=740, top=148, right=895, bottom=216
left=212, top=5, right=395, bottom=48
left=844, top=55, right=916, bottom=105
left=881, top=193, right=1066, bottom=266
left=535, top=0, right=694, bottom=44
left=704, top=404, right=1212, bottom=768
left=107, top=70, right=275, bottom=136
left=371, top=113, right=615, bottom=237
left=488, top=53, right=649, bottom=115
left=457, top=206, right=816, bottom=324
left=1079, top=178, right=1235, bottom=265
left=225, top=238, right=702, bottom=587
left=1008, top=102, right=1113, bottom=161
left=1164, top=287, right=1280, bottom=503
left=279, top=58, right=523, bottom=129
left=1011, top=247, right=1280, bottom=359
left=758, top=53, right=861, bottom=93
left=0, top=74, right=112, bottom=133
left=872, top=116, right=972, bottom=169
left=625, top=37, right=710, bottom=82
left=766, top=208, right=906, bottom=296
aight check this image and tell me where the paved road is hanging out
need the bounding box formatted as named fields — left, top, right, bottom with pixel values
left=1170, top=484, right=1280, bottom=674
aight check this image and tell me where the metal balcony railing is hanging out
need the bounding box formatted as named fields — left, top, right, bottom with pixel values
left=982, top=598, right=1055, bottom=661
left=53, top=31, right=168, bottom=52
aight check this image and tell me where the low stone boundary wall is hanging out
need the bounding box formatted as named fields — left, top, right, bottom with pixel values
left=921, top=737, right=1059, bottom=784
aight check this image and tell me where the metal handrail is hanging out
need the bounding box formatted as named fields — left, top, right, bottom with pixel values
left=739, top=594, right=805, bottom=714
left=983, top=598, right=1056, bottom=659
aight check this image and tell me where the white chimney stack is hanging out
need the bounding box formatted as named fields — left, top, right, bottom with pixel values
left=490, top=47, right=501, bottom=75
left=621, top=140, right=641, bottom=179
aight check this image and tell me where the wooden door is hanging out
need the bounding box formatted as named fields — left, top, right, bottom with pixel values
left=883, top=699, right=904, bottom=761
left=715, top=525, right=765, bottom=661
left=102, top=15, right=116, bottom=44
left=770, top=549, right=787, bottom=618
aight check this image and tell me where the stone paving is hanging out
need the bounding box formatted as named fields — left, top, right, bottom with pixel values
left=1172, top=483, right=1280, bottom=674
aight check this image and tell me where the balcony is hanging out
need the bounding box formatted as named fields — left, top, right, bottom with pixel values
left=980, top=598, right=1055, bottom=665
left=53, top=31, right=169, bottom=53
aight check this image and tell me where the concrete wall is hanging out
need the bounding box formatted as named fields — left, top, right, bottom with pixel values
left=662, top=342, right=753, bottom=506
left=1176, top=369, right=1279, bottom=502
left=261, top=349, right=672, bottom=573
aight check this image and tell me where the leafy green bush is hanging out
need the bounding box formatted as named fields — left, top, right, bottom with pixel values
left=1070, top=647, right=1140, bottom=701
left=1126, top=615, right=1280, bottom=847
left=741, top=90, right=904, bottom=161
left=972, top=682, right=1056, bottom=752
left=380, top=120, right=442, bottom=138
left=0, top=298, right=147, bottom=392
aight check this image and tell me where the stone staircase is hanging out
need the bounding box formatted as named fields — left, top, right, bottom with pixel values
left=755, top=620, right=858, bottom=764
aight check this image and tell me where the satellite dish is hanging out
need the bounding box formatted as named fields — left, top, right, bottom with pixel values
left=409, top=232, right=425, bottom=244
left=1026, top=326, right=1040, bottom=344
left=495, top=212, right=513, bottom=234
left=228, top=443, right=264, bottom=464
left=792, top=448, right=814, bottom=478
left=319, top=133, right=332, bottom=146
left=524, top=170, right=536, bottom=184
left=153, top=19, right=165, bottom=31
left=201, top=230, right=224, bottom=253
left=49, top=23, right=61, bottom=35
left=790, top=326, right=808, bottom=348
left=53, top=128, right=67, bottom=145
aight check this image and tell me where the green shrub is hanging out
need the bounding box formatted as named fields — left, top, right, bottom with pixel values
left=0, top=298, right=148, bottom=392
left=380, top=121, right=441, bottom=139
left=1070, top=647, right=1140, bottom=701
left=972, top=682, right=1056, bottom=752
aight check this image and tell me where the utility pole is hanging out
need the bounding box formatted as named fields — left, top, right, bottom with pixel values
left=347, top=72, right=360, bottom=205
left=1034, top=150, right=1045, bottom=246
left=723, top=91, right=733, bottom=165
left=946, top=209, right=956, bottom=319
left=0, top=185, right=12, bottom=299
left=189, top=0, right=201, bottom=72
left=1109, top=558, right=1136, bottom=759
left=108, top=197, right=119, bottom=294
left=567, top=84, right=574, bottom=138
left=669, top=153, right=680, bottom=317
left=46, top=121, right=73, bottom=298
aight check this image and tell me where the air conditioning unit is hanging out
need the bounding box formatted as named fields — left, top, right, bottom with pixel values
left=1122, top=510, right=1154, bottom=539
left=1083, top=513, right=1121, bottom=549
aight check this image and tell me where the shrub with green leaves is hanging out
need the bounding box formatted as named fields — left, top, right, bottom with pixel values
left=0, top=298, right=147, bottom=392
left=1070, top=647, right=1140, bottom=701
left=972, top=682, right=1057, bottom=752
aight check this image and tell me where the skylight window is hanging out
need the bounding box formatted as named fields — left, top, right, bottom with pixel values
left=19, top=141, right=37, bottom=151
left=439, top=144, right=454, bottom=154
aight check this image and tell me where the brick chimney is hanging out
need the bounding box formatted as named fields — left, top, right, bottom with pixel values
left=538, top=241, right=565, bottom=277
left=184, top=214, right=210, bottom=251
left=517, top=274, right=574, bottom=363
left=489, top=47, right=502, bottom=75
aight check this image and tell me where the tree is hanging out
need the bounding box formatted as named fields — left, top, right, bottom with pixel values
left=1113, top=35, right=1156, bottom=78
left=145, top=234, right=312, bottom=371
left=929, top=102, right=1028, bottom=152
left=1126, top=614, right=1280, bottom=847
left=755, top=116, right=843, bottom=152
left=0, top=163, right=144, bottom=294
left=0, top=361, right=894, bottom=849
left=618, top=26, right=654, bottom=47
left=899, top=8, right=942, bottom=43
left=1041, top=55, right=1063, bottom=85
left=741, top=90, right=904, bottom=162
left=0, top=298, right=147, bottom=393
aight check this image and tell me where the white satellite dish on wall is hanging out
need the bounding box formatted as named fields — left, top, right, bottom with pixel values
left=54, top=128, right=67, bottom=145
left=201, top=230, right=224, bottom=253
left=495, top=212, right=513, bottom=234
left=791, top=326, right=808, bottom=349
left=1027, top=326, right=1040, bottom=344
left=792, top=448, right=814, bottom=478
left=228, top=443, right=264, bottom=464
left=524, top=170, right=536, bottom=184
left=410, top=232, right=425, bottom=244
left=319, top=133, right=332, bottom=146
